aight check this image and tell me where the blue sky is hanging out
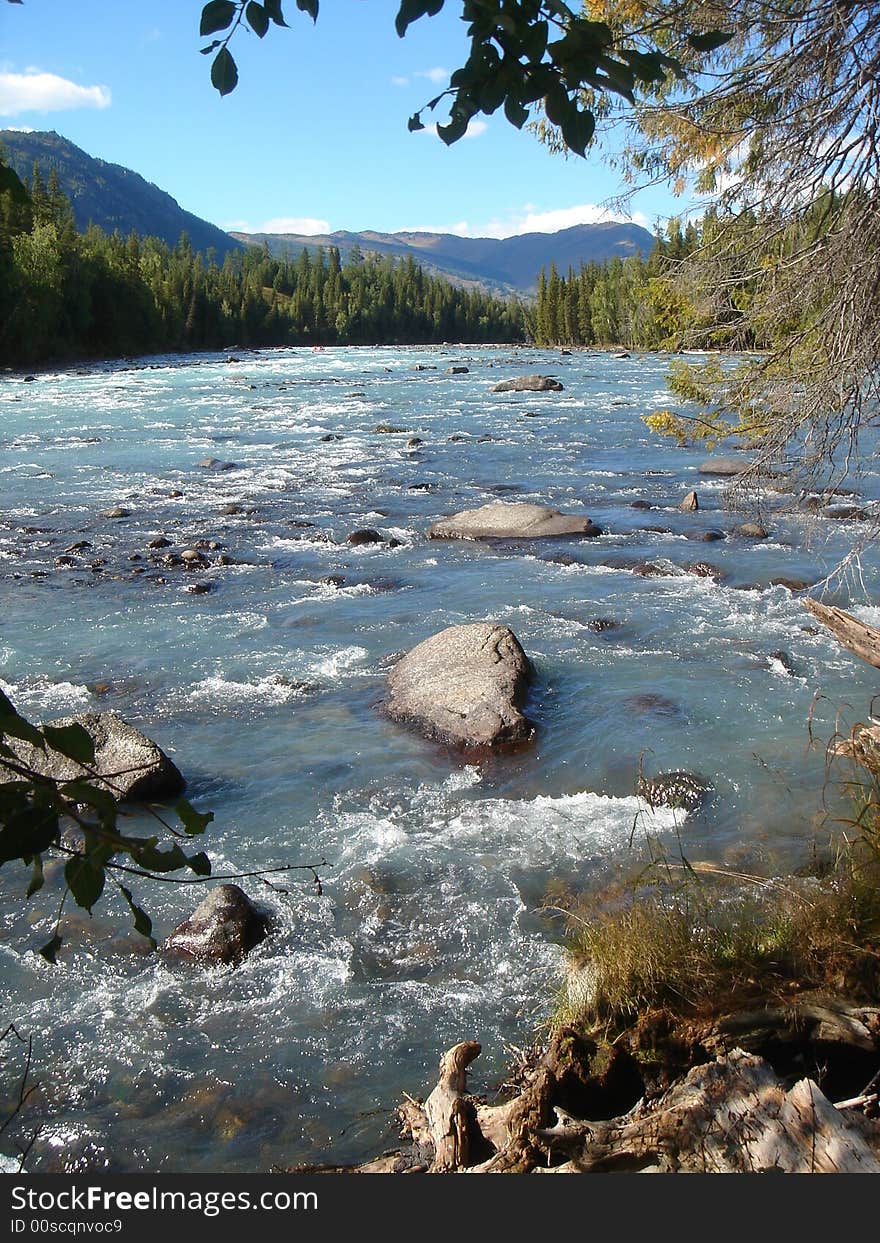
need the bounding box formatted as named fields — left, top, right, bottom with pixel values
left=0, top=0, right=689, bottom=239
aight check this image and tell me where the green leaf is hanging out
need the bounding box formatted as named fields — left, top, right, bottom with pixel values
left=26, top=855, right=44, bottom=899
left=174, top=798, right=214, bottom=837
left=264, top=0, right=288, bottom=25
left=0, top=713, right=45, bottom=749
left=295, top=0, right=319, bottom=20
left=436, top=111, right=469, bottom=145
left=119, top=884, right=156, bottom=948
left=38, top=932, right=62, bottom=964
left=42, top=722, right=95, bottom=766
left=200, top=0, right=237, bottom=37
left=187, top=851, right=212, bottom=877
left=60, top=780, right=118, bottom=820
left=0, top=805, right=59, bottom=864
left=560, top=107, right=595, bottom=157
left=211, top=46, right=239, bottom=95
left=395, top=0, right=442, bottom=39
left=64, top=854, right=106, bottom=912
left=407, top=112, right=425, bottom=132
left=246, top=1, right=269, bottom=37
left=504, top=95, right=529, bottom=129
left=687, top=30, right=735, bottom=53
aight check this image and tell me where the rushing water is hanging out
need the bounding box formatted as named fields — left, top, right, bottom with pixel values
left=1, top=343, right=879, bottom=1172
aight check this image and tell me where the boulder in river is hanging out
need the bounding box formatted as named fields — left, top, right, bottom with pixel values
left=101, top=507, right=131, bottom=519
left=737, top=522, right=769, bottom=539
left=164, top=884, right=268, bottom=964
left=384, top=621, right=534, bottom=749
left=680, top=490, right=699, bottom=512
left=0, top=711, right=185, bottom=801
left=697, top=457, right=750, bottom=476
left=428, top=501, right=601, bottom=540
left=491, top=375, right=564, bottom=393
left=686, top=528, right=726, bottom=542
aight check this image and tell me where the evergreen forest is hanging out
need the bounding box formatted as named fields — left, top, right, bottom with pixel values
left=0, top=157, right=526, bottom=367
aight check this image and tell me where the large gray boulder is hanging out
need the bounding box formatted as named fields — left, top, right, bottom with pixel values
left=491, top=375, right=564, bottom=393
left=428, top=501, right=601, bottom=540
left=697, top=457, right=751, bottom=476
left=164, top=884, right=268, bottom=964
left=385, top=622, right=534, bottom=749
left=0, top=712, right=185, bottom=801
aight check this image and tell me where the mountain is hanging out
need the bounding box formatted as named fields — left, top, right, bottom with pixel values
left=0, top=129, right=656, bottom=293
left=0, top=130, right=244, bottom=261
left=229, top=220, right=657, bottom=295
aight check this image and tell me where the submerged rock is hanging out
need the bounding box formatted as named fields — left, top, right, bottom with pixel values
left=0, top=711, right=185, bottom=801
left=491, top=375, right=564, bottom=393
left=429, top=501, right=601, bottom=540
left=638, top=771, right=713, bottom=812
left=164, top=884, right=268, bottom=964
left=384, top=621, right=534, bottom=749
left=348, top=529, right=385, bottom=546
left=101, top=506, right=131, bottom=519
left=737, top=522, right=769, bottom=538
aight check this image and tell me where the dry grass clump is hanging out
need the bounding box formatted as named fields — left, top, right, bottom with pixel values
left=557, top=847, right=880, bottom=1030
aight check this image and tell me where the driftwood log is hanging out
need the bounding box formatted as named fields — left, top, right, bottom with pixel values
left=534, top=1049, right=880, bottom=1173
left=381, top=1007, right=880, bottom=1174
left=804, top=598, right=880, bottom=670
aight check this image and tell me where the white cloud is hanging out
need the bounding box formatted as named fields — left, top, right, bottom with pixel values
left=225, top=216, right=332, bottom=236
left=399, top=204, right=654, bottom=240
left=390, top=75, right=410, bottom=87
left=479, top=203, right=652, bottom=238
left=0, top=70, right=111, bottom=117
left=416, top=67, right=450, bottom=85
left=2, top=124, right=34, bottom=133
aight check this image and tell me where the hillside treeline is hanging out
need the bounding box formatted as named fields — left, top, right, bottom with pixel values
left=0, top=160, right=525, bottom=366
left=527, top=196, right=843, bottom=352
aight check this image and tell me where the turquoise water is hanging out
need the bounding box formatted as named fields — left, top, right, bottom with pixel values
left=1, top=344, right=878, bottom=1171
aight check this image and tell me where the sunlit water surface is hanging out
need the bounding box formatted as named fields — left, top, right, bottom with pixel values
left=1, top=344, right=878, bottom=1171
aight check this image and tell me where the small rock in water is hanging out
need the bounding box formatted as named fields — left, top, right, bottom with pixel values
left=184, top=582, right=213, bottom=594
left=180, top=549, right=205, bottom=565
left=686, top=528, right=725, bottom=542
left=685, top=561, right=727, bottom=580
left=348, top=529, right=385, bottom=546
left=737, top=522, right=769, bottom=538
left=198, top=458, right=237, bottom=471
left=630, top=500, right=653, bottom=510
left=585, top=618, right=621, bottom=633
left=149, top=536, right=172, bottom=549
left=101, top=507, right=131, bottom=519
left=164, top=885, right=268, bottom=965
left=374, top=424, right=409, bottom=434
left=406, top=437, right=423, bottom=448
left=680, top=490, right=699, bottom=512
left=320, top=433, right=344, bottom=442
left=767, top=649, right=797, bottom=676
left=446, top=366, right=469, bottom=374
left=638, top=771, right=713, bottom=811
left=321, top=574, right=347, bottom=588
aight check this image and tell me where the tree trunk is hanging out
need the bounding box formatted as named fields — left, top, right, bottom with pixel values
left=804, top=598, right=880, bottom=670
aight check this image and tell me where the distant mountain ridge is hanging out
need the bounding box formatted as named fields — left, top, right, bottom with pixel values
left=1, top=129, right=657, bottom=294
left=231, top=220, right=656, bottom=295
left=0, top=130, right=244, bottom=260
